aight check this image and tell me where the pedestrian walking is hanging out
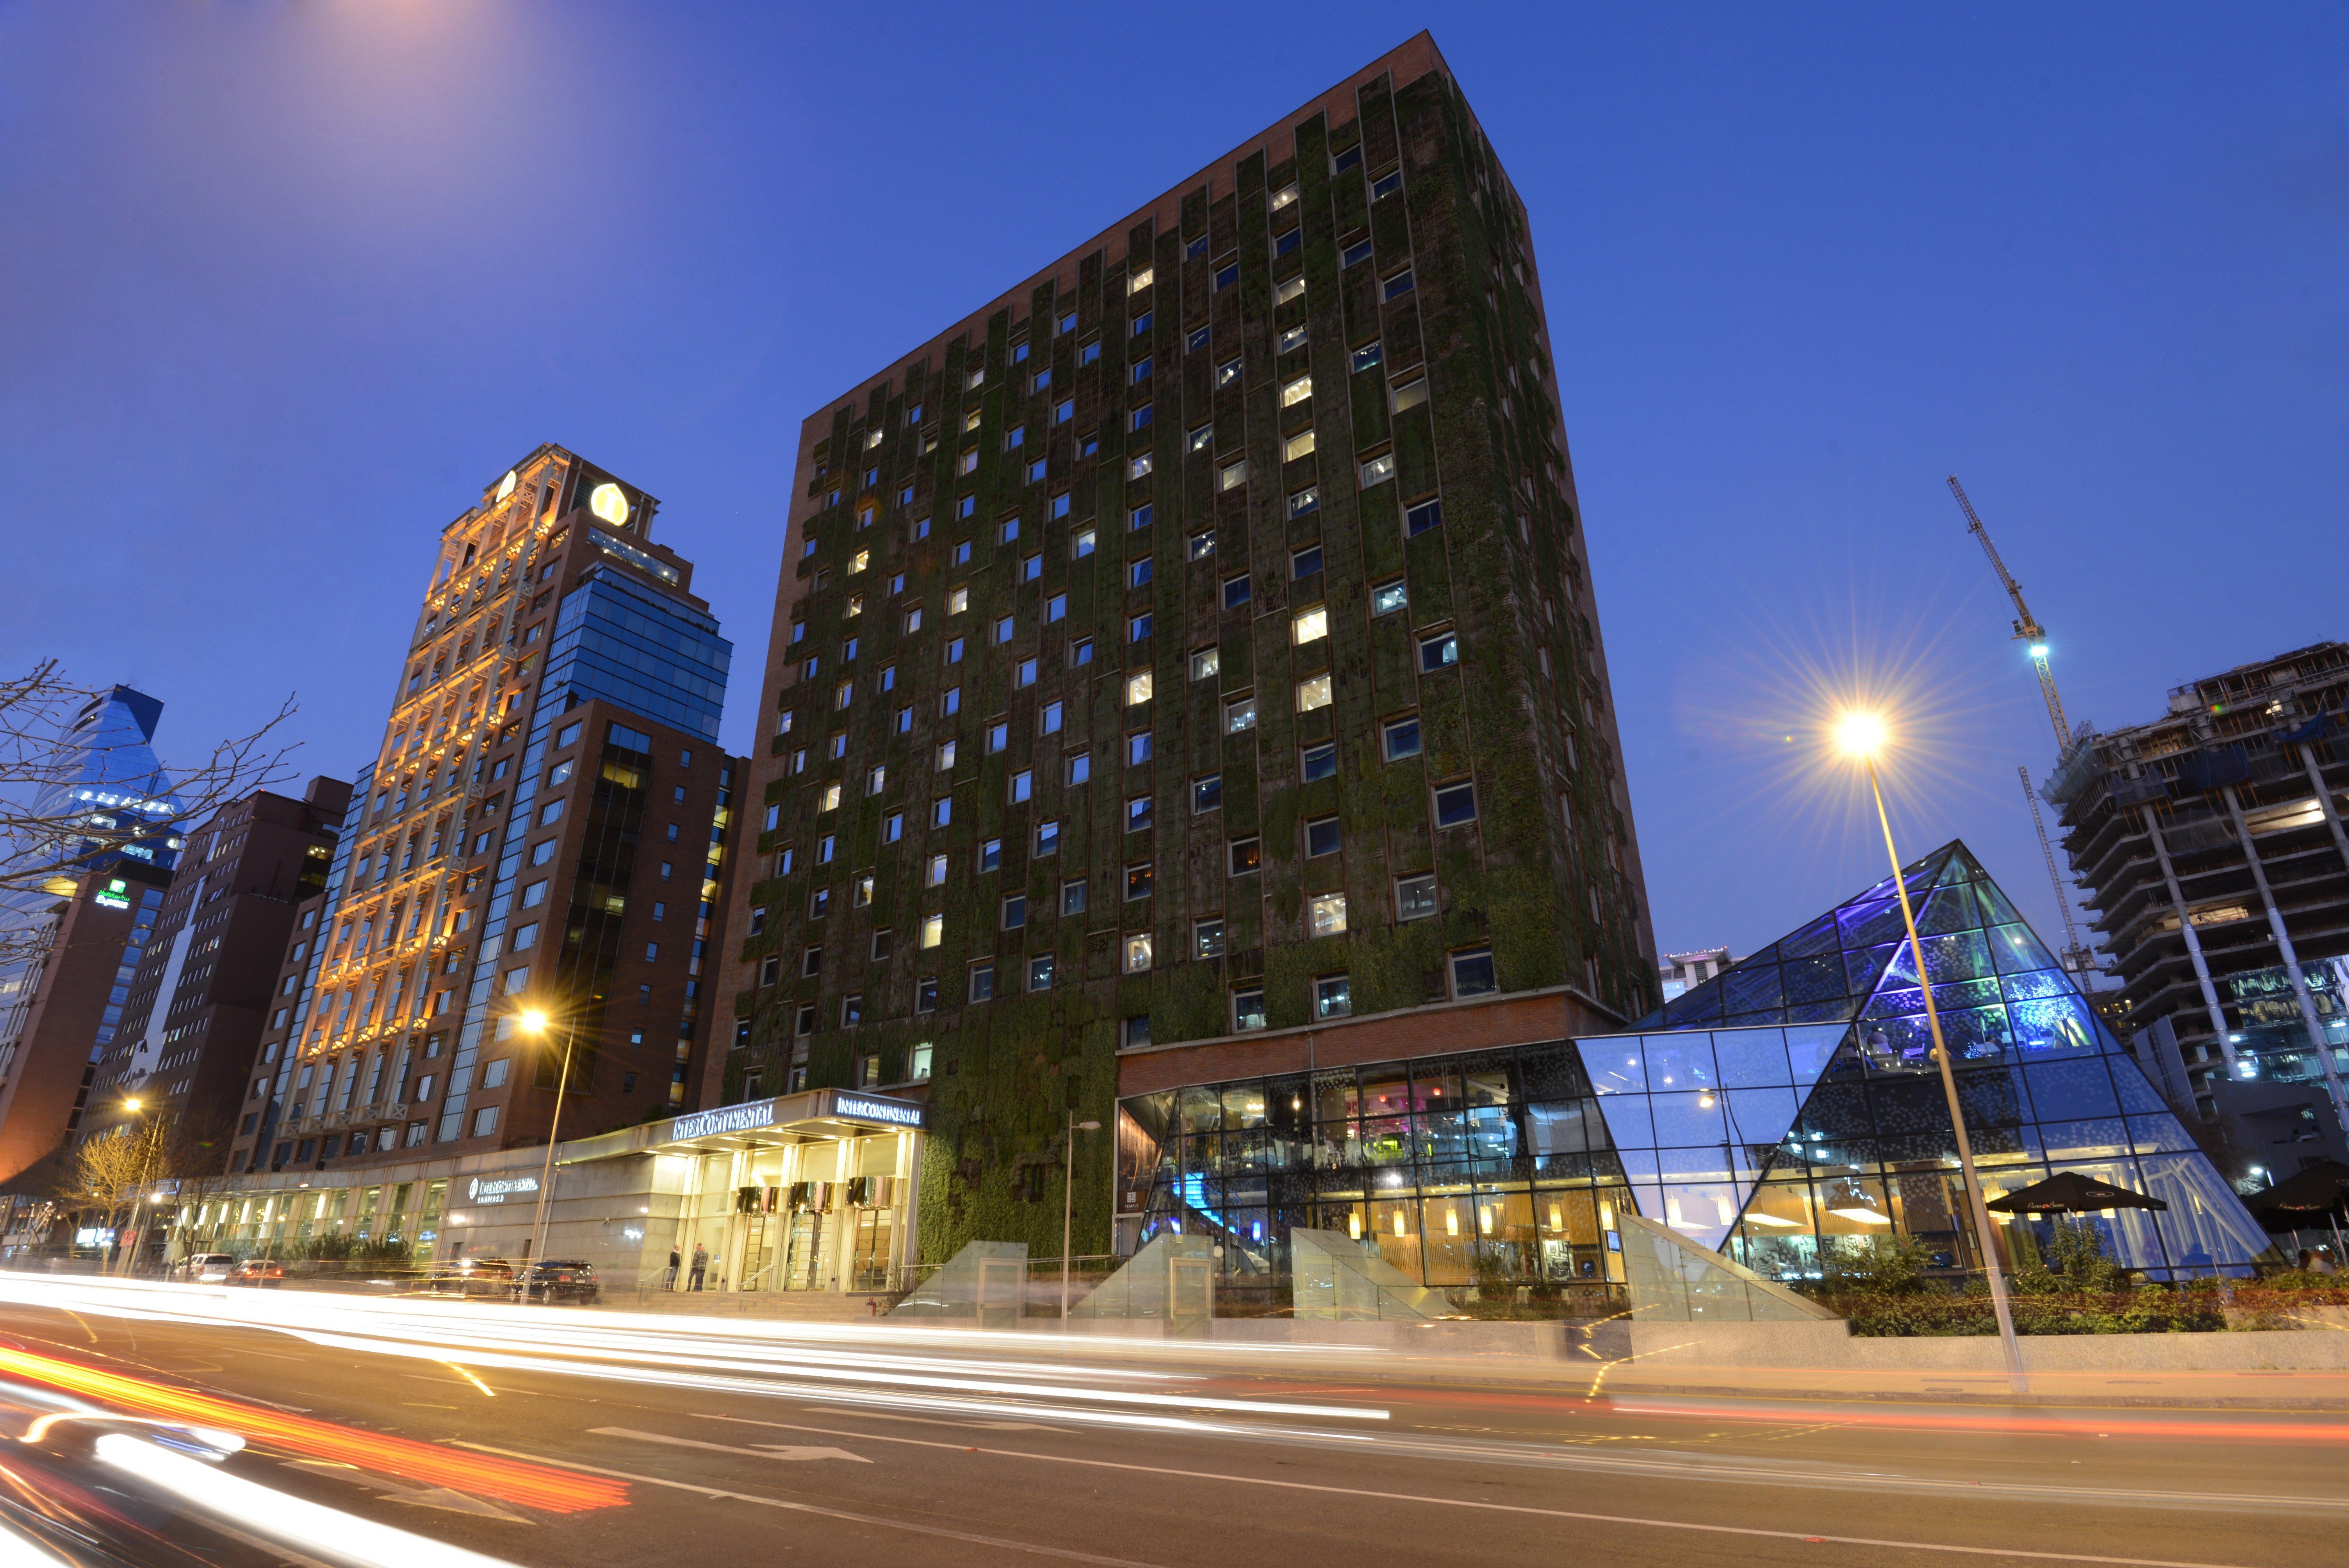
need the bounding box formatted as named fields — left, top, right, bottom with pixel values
left=689, top=1242, right=708, bottom=1291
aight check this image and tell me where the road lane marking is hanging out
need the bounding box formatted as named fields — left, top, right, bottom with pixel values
left=592, top=1427, right=869, bottom=1463
left=685, top=1414, right=2269, bottom=1568
left=447, top=1365, right=495, bottom=1398
left=454, top=1441, right=1160, bottom=1566
left=803, top=1405, right=1072, bottom=1433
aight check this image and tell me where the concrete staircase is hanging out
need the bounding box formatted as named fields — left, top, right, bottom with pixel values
left=592, top=1288, right=895, bottom=1323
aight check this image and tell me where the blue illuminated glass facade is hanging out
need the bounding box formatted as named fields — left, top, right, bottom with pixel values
left=1120, top=840, right=2271, bottom=1293
left=545, top=568, right=731, bottom=743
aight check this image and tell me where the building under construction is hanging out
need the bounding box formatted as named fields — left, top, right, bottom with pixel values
left=2043, top=641, right=2349, bottom=1181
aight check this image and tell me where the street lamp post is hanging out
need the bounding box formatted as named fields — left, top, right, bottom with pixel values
left=1061, top=1112, right=1103, bottom=1320
left=1838, top=713, right=2028, bottom=1395
left=519, top=1008, right=582, bottom=1293
left=114, top=1098, right=151, bottom=1278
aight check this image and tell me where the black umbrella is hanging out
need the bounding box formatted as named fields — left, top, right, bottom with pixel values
left=2243, top=1160, right=2349, bottom=1234
left=1985, top=1170, right=2168, bottom=1215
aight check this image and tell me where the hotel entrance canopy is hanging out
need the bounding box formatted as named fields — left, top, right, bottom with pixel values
left=555, top=1088, right=929, bottom=1164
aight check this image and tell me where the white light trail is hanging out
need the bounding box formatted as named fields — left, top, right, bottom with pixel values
left=95, top=1433, right=522, bottom=1568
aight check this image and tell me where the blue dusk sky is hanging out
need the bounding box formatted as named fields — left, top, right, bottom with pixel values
left=2, top=4, right=2340, bottom=965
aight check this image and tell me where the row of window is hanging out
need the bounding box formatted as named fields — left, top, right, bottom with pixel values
left=782, top=941, right=1497, bottom=1046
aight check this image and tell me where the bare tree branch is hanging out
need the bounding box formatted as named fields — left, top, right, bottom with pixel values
left=0, top=661, right=300, bottom=965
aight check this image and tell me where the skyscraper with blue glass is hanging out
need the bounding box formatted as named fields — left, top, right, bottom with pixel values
left=227, top=445, right=743, bottom=1180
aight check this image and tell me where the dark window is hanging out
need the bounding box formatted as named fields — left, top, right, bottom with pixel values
left=969, top=965, right=995, bottom=1003
left=1383, top=268, right=1416, bottom=301
left=1419, top=631, right=1458, bottom=673
left=1291, top=543, right=1322, bottom=579
left=1306, top=816, right=1342, bottom=857
left=1342, top=238, right=1373, bottom=268
left=1383, top=715, right=1424, bottom=761
left=1229, top=837, right=1262, bottom=875
left=1126, top=862, right=1154, bottom=900
left=1222, top=574, right=1251, bottom=610
left=1451, top=948, right=1497, bottom=996
left=1215, top=262, right=1239, bottom=290
left=1301, top=742, right=1337, bottom=782
left=1407, top=498, right=1444, bottom=536
left=1434, top=782, right=1478, bottom=828
left=1192, top=774, right=1222, bottom=813
left=1233, top=988, right=1267, bottom=1032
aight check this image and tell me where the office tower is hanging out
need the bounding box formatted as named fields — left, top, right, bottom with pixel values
left=727, top=36, right=1657, bottom=1261
left=24, top=684, right=184, bottom=880
left=76, top=777, right=350, bottom=1158
left=2043, top=640, right=2349, bottom=1178
left=0, top=864, right=170, bottom=1185
left=225, top=445, right=736, bottom=1180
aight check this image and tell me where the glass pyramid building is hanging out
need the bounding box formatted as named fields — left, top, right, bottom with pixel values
left=1117, top=838, right=2270, bottom=1296
left=31, top=684, right=184, bottom=878
left=1588, top=839, right=2269, bottom=1280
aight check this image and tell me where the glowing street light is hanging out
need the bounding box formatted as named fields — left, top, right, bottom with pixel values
left=1061, top=1112, right=1103, bottom=1321
left=519, top=1006, right=582, bottom=1290
left=1836, top=709, right=2028, bottom=1395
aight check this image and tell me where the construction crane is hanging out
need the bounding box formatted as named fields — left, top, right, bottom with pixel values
left=2019, top=765, right=2098, bottom=976
left=1948, top=476, right=2070, bottom=753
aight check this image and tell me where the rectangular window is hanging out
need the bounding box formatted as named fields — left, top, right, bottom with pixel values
left=1128, top=452, right=1153, bottom=480
left=1125, top=862, right=1154, bottom=900
left=1035, top=818, right=1060, bottom=855
left=1406, top=497, right=1444, bottom=536
left=1041, top=700, right=1064, bottom=734
left=921, top=913, right=944, bottom=947
left=1011, top=768, right=1033, bottom=802
left=1194, top=919, right=1226, bottom=959
left=1054, top=398, right=1074, bottom=424
left=801, top=946, right=823, bottom=978
left=1371, top=578, right=1407, bottom=615
left=1016, top=657, right=1038, bottom=688
left=1129, top=502, right=1153, bottom=531
left=1129, top=266, right=1154, bottom=294
left=1291, top=605, right=1327, bottom=645
left=1314, top=974, right=1353, bottom=1019
left=1130, top=362, right=1152, bottom=387
left=1291, top=543, right=1323, bottom=579
left=884, top=810, right=904, bottom=843
left=1215, top=356, right=1240, bottom=388
left=1288, top=486, right=1319, bottom=519
left=1028, top=955, right=1056, bottom=992
left=1189, top=529, right=1215, bottom=560
left=1233, top=987, right=1267, bottom=1032
left=1276, top=275, right=1305, bottom=305
left=980, top=837, right=1002, bottom=873
left=1127, top=731, right=1153, bottom=766
left=1128, top=612, right=1152, bottom=643
left=1069, top=638, right=1093, bottom=667
left=968, top=965, right=995, bottom=1003
left=1301, top=741, right=1336, bottom=782
left=932, top=796, right=953, bottom=827
left=936, top=740, right=958, bottom=771
left=1390, top=378, right=1428, bottom=413
left=820, top=782, right=843, bottom=812
left=816, top=834, right=836, bottom=863
left=916, top=978, right=938, bottom=1013
left=1125, top=671, right=1153, bottom=706
left=1071, top=525, right=1095, bottom=557
left=1278, top=324, right=1307, bottom=355
left=926, top=853, right=947, bottom=887
left=1045, top=593, right=1066, bottom=623
left=1066, top=751, right=1091, bottom=785
left=1306, top=816, right=1342, bottom=858
left=946, top=637, right=965, bottom=664
left=1383, top=714, right=1423, bottom=760
left=1451, top=948, right=1497, bottom=997
left=1229, top=837, right=1261, bottom=875
left=993, top=613, right=1014, bottom=644
left=1434, top=781, right=1478, bottom=827
left=1219, top=459, right=1247, bottom=492
left=1224, top=693, right=1257, bottom=733
left=1061, top=877, right=1089, bottom=916
left=1191, top=773, right=1223, bottom=814
left=1382, top=267, right=1415, bottom=301
left=1342, top=236, right=1372, bottom=267
left=1214, top=262, right=1239, bottom=290
left=1418, top=630, right=1458, bottom=672
left=1189, top=646, right=1220, bottom=682
left=1002, top=894, right=1027, bottom=930
left=1123, top=934, right=1153, bottom=974
left=941, top=687, right=962, bottom=716
left=1188, top=422, right=1212, bottom=452
left=1222, top=573, right=1251, bottom=609
left=1282, top=429, right=1315, bottom=462
left=1280, top=374, right=1312, bottom=408
left=1396, top=873, right=1438, bottom=922
left=1126, top=794, right=1153, bottom=832
left=1360, top=452, right=1395, bottom=488
left=1295, top=673, right=1333, bottom=712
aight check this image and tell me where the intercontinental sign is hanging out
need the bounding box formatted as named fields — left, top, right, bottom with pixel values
left=466, top=1174, right=540, bottom=1204
left=668, top=1099, right=779, bottom=1140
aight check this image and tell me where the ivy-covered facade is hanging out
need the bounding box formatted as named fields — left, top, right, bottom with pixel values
left=729, top=35, right=1658, bottom=1265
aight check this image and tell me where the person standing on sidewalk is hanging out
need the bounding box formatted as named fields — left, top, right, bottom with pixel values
left=688, top=1242, right=708, bottom=1291
left=663, top=1246, right=681, bottom=1289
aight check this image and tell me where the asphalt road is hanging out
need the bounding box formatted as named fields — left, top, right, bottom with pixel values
left=2, top=1290, right=2345, bottom=1568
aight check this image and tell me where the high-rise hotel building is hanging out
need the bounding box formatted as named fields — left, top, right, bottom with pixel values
left=226, top=446, right=739, bottom=1179
left=729, top=35, right=1658, bottom=1262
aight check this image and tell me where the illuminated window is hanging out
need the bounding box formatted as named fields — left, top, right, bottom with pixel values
left=1295, top=674, right=1333, bottom=712
left=1125, top=672, right=1153, bottom=706
left=1291, top=605, right=1327, bottom=645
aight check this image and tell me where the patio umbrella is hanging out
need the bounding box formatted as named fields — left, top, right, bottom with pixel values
left=1984, top=1171, right=2168, bottom=1215
left=2243, top=1160, right=2349, bottom=1235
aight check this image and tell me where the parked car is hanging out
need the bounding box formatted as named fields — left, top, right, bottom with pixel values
left=228, top=1259, right=284, bottom=1287
left=413, top=1260, right=515, bottom=1299
left=169, top=1254, right=237, bottom=1285
left=512, top=1260, right=597, bottom=1304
